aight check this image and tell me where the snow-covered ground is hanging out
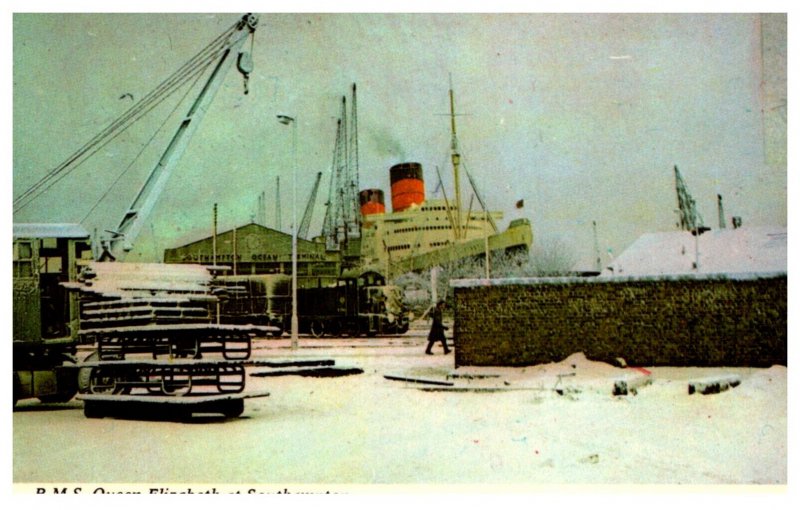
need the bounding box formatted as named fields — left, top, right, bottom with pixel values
left=13, top=332, right=787, bottom=489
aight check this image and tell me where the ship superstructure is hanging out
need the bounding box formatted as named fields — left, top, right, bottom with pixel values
left=357, top=84, right=532, bottom=277
left=359, top=165, right=531, bottom=277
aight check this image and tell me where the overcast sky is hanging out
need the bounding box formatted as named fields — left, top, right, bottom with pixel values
left=11, top=11, right=787, bottom=267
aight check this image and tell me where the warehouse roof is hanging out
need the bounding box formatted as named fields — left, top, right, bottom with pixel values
left=602, top=225, right=787, bottom=277
left=13, top=223, right=90, bottom=240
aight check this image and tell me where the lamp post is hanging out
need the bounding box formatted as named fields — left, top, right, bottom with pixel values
left=277, top=114, right=298, bottom=350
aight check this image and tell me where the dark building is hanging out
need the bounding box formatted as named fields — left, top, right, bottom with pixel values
left=164, top=223, right=341, bottom=277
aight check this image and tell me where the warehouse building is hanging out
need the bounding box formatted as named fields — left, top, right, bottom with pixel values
left=163, top=223, right=341, bottom=277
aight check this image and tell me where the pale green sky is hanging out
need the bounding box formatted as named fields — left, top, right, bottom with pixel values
left=12, top=12, right=787, bottom=267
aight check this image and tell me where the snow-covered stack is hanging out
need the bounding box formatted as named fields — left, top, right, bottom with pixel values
left=64, top=262, right=217, bottom=330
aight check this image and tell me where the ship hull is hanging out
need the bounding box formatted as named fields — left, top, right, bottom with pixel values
left=366, top=218, right=532, bottom=277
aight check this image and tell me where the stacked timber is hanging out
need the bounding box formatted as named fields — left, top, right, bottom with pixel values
left=66, top=262, right=216, bottom=329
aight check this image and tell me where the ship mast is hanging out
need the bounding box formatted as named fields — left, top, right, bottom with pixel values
left=449, top=79, right=463, bottom=240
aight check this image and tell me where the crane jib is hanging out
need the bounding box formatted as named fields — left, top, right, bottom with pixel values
left=102, top=14, right=258, bottom=261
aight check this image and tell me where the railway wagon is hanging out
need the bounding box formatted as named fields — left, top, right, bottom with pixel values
left=216, top=270, right=409, bottom=337
left=213, top=274, right=290, bottom=334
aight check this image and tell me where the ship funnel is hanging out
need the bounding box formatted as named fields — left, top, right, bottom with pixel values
left=359, top=189, right=386, bottom=216
left=390, top=162, right=425, bottom=212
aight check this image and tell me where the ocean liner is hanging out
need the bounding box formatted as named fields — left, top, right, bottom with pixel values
left=356, top=87, right=533, bottom=277
left=164, top=84, right=532, bottom=280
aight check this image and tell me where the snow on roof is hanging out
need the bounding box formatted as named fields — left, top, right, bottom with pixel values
left=71, top=262, right=214, bottom=298
left=602, top=226, right=787, bottom=277
left=13, top=223, right=90, bottom=239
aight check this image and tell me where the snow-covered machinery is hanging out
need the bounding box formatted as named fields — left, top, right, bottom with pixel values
left=12, top=224, right=93, bottom=406
left=67, top=262, right=276, bottom=419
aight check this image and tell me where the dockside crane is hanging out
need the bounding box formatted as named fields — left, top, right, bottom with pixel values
left=674, top=165, right=707, bottom=233
left=100, top=14, right=258, bottom=261
left=322, top=119, right=344, bottom=249
left=15, top=15, right=259, bottom=262
left=298, top=172, right=323, bottom=240
left=321, top=84, right=362, bottom=251
left=348, top=83, right=361, bottom=235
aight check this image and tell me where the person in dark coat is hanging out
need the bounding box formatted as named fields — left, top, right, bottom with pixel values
left=425, top=300, right=451, bottom=355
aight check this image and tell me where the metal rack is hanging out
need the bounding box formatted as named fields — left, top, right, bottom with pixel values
left=71, top=262, right=276, bottom=420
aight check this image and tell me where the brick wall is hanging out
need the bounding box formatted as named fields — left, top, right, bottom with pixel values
left=451, top=273, right=786, bottom=368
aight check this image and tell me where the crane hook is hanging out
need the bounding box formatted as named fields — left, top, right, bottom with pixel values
left=237, top=51, right=253, bottom=95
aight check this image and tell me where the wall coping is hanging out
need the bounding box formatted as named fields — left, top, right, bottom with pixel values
left=450, top=271, right=788, bottom=288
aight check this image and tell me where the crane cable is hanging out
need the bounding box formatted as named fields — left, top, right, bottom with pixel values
left=14, top=26, right=233, bottom=212
left=80, top=69, right=206, bottom=224
left=13, top=19, right=242, bottom=213
left=17, top=57, right=219, bottom=214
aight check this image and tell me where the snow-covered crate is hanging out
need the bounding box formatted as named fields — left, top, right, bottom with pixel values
left=612, top=373, right=652, bottom=396
left=688, top=374, right=741, bottom=395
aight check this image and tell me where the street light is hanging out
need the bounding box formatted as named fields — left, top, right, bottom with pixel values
left=277, top=114, right=298, bottom=350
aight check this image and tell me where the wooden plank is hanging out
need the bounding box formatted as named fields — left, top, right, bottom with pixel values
left=251, top=366, right=363, bottom=378
left=383, top=374, right=454, bottom=386
left=77, top=359, right=249, bottom=368
left=78, top=358, right=334, bottom=368
left=417, top=387, right=523, bottom=393
left=79, top=323, right=278, bottom=335
left=77, top=391, right=269, bottom=404
left=248, top=358, right=336, bottom=368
